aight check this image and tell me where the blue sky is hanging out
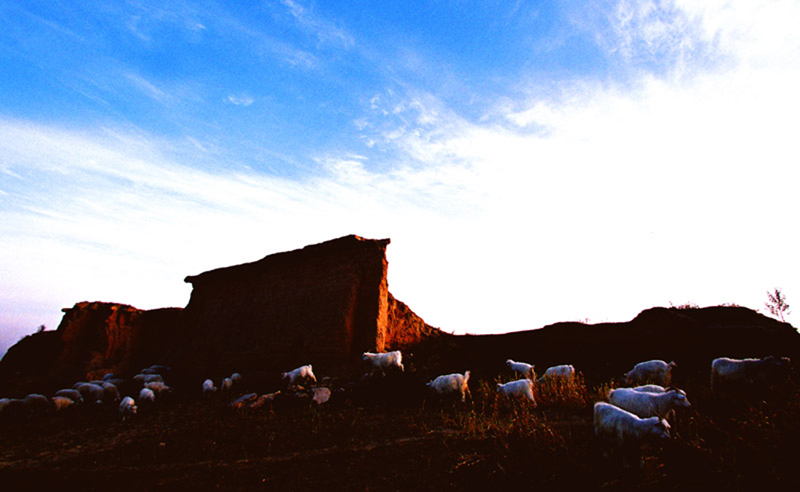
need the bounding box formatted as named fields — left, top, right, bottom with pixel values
left=1, top=1, right=798, bottom=356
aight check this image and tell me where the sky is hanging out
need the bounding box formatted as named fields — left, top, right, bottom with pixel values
left=1, top=0, right=799, bottom=357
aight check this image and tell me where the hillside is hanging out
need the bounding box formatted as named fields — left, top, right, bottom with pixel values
left=1, top=305, right=798, bottom=491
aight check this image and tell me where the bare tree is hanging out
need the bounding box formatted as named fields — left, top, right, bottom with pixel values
left=765, top=288, right=791, bottom=322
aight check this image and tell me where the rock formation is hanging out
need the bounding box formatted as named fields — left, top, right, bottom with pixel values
left=0, top=235, right=439, bottom=392
left=178, top=235, right=438, bottom=374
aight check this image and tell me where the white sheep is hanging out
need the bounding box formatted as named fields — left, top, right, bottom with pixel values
left=21, top=394, right=53, bottom=414
left=363, top=351, right=405, bottom=375
left=54, top=389, right=84, bottom=404
left=593, top=401, right=671, bottom=468
left=76, top=383, right=105, bottom=404
left=537, top=364, right=576, bottom=383
left=51, top=396, right=75, bottom=411
left=134, top=373, right=164, bottom=385
left=496, top=379, right=536, bottom=403
left=710, top=356, right=792, bottom=393
left=100, top=382, right=121, bottom=403
left=119, top=396, right=137, bottom=420
left=505, top=359, right=535, bottom=380
left=632, top=384, right=667, bottom=393
left=221, top=377, right=233, bottom=391
left=202, top=379, right=217, bottom=395
left=624, top=360, right=676, bottom=386
left=144, top=381, right=172, bottom=395
left=608, top=387, right=691, bottom=420
left=282, top=365, right=317, bottom=386
left=139, top=387, right=156, bottom=404
left=426, top=371, right=471, bottom=402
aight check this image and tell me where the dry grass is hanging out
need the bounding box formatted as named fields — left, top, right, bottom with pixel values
left=1, top=373, right=799, bottom=490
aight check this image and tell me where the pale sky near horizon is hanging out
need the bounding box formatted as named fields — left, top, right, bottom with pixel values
left=1, top=1, right=798, bottom=357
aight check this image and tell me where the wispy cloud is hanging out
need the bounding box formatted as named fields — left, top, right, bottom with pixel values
left=125, top=72, right=174, bottom=104
left=227, top=94, right=254, bottom=107
left=280, top=0, right=355, bottom=49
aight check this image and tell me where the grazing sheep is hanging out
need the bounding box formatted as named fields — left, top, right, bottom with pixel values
left=496, top=379, right=536, bottom=403
left=537, top=364, right=576, bottom=383
left=594, top=401, right=671, bottom=468
left=0, top=398, right=26, bottom=416
left=632, top=384, right=667, bottom=394
left=710, top=356, right=792, bottom=394
left=203, top=379, right=217, bottom=395
left=21, top=394, right=53, bottom=414
left=426, top=371, right=471, bottom=402
left=144, top=381, right=172, bottom=395
left=104, top=378, right=126, bottom=389
left=505, top=359, right=535, bottom=380
left=134, top=373, right=164, bottom=385
left=608, top=387, right=691, bottom=420
left=119, top=397, right=137, bottom=420
left=76, top=383, right=105, bottom=404
left=51, top=396, right=75, bottom=411
left=282, top=365, right=317, bottom=386
left=100, top=382, right=121, bottom=403
left=363, top=351, right=405, bottom=375
left=54, top=389, right=84, bottom=404
left=139, top=388, right=156, bottom=404
left=221, top=378, right=233, bottom=391
left=625, top=360, right=676, bottom=386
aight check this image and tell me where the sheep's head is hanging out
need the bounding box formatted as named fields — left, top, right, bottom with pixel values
left=670, top=391, right=691, bottom=408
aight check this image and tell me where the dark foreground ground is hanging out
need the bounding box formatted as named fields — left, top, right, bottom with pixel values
left=2, top=372, right=800, bottom=492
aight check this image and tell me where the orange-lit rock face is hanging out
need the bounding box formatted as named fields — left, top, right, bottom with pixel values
left=180, top=235, right=434, bottom=373
left=53, top=302, right=182, bottom=380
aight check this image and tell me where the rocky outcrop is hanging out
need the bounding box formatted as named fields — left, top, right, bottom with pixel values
left=386, top=294, right=441, bottom=349
left=178, top=235, right=436, bottom=374
left=0, top=235, right=438, bottom=391
left=0, top=302, right=183, bottom=395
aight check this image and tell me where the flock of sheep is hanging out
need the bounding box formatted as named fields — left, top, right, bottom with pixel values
left=0, top=364, right=175, bottom=420
left=0, top=348, right=792, bottom=470
left=366, top=353, right=790, bottom=468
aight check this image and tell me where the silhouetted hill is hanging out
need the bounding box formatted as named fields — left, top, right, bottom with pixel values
left=407, top=306, right=799, bottom=386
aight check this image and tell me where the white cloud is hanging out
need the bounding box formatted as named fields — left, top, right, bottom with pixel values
left=227, top=94, right=254, bottom=106
left=280, top=0, right=355, bottom=49
left=125, top=72, right=173, bottom=104
left=1, top=0, right=798, bottom=353
left=348, top=0, right=800, bottom=332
